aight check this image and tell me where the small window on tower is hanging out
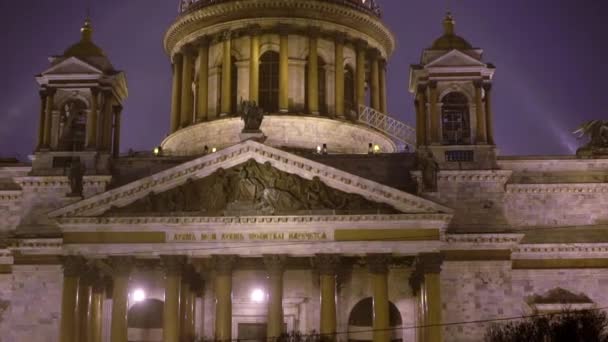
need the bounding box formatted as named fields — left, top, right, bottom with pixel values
left=441, top=92, right=470, bottom=145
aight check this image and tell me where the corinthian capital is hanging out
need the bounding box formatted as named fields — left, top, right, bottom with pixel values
left=366, top=253, right=392, bottom=274
left=61, top=255, right=87, bottom=277
left=161, top=255, right=186, bottom=276
left=313, top=254, right=341, bottom=275
left=263, top=254, right=287, bottom=275
left=212, top=255, right=238, bottom=275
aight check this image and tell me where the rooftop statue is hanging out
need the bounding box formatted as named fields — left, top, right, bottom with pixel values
left=574, top=120, right=608, bottom=157
left=239, top=100, right=265, bottom=133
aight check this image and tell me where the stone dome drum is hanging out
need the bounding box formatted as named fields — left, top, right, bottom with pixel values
left=161, top=0, right=397, bottom=155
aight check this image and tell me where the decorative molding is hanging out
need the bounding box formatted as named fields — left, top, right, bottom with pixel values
left=0, top=190, right=21, bottom=201
left=164, top=0, right=395, bottom=57
left=506, top=183, right=608, bottom=194
left=436, top=170, right=512, bottom=183
left=9, top=238, right=63, bottom=250
left=445, top=234, right=524, bottom=245
left=56, top=213, right=452, bottom=226
left=49, top=140, right=452, bottom=218
left=514, top=244, right=608, bottom=254
left=14, top=176, right=112, bottom=189
left=512, top=258, right=608, bottom=269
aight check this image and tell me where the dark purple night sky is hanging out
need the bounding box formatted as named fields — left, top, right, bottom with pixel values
left=1, top=0, right=606, bottom=160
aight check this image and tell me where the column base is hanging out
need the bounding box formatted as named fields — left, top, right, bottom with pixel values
left=279, top=109, right=289, bottom=113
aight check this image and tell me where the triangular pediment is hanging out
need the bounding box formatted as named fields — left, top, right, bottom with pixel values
left=425, top=49, right=486, bottom=68
left=49, top=141, right=452, bottom=218
left=105, top=159, right=400, bottom=216
left=42, top=56, right=104, bottom=75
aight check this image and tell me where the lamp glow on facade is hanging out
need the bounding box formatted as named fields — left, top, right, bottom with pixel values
left=251, top=288, right=265, bottom=303
left=132, top=288, right=146, bottom=303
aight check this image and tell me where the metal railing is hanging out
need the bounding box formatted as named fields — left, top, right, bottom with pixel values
left=358, top=105, right=416, bottom=149
left=178, top=0, right=382, bottom=17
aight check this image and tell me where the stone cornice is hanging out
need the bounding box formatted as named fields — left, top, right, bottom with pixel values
left=49, top=141, right=452, bottom=218
left=513, top=244, right=608, bottom=255
left=164, top=0, right=395, bottom=57
left=436, top=170, right=512, bottom=183
left=14, top=175, right=112, bottom=189
left=7, top=238, right=63, bottom=250
left=56, top=213, right=452, bottom=226
left=0, top=190, right=21, bottom=201
left=506, top=183, right=608, bottom=194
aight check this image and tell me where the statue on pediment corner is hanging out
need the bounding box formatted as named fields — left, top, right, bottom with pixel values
left=417, top=150, right=439, bottom=192
left=239, top=100, right=265, bottom=133
left=66, top=157, right=85, bottom=197
left=574, top=120, right=608, bottom=157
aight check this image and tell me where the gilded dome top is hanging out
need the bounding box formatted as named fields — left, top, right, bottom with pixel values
left=431, top=13, right=473, bottom=50
left=63, top=19, right=106, bottom=58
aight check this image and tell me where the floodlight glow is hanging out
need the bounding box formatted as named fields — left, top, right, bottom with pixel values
left=251, top=288, right=265, bottom=303
left=132, top=289, right=146, bottom=302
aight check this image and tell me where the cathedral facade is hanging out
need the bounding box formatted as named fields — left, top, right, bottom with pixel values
left=1, top=1, right=608, bottom=342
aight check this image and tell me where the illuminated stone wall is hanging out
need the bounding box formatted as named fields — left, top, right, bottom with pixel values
left=2, top=266, right=62, bottom=342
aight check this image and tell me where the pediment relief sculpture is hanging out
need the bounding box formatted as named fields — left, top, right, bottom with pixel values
left=104, top=159, right=399, bottom=216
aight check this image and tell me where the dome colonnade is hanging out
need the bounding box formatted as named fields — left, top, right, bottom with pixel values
left=164, top=0, right=395, bottom=135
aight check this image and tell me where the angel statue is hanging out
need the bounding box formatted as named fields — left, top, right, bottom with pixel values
left=239, top=100, right=265, bottom=133
left=573, top=120, right=608, bottom=156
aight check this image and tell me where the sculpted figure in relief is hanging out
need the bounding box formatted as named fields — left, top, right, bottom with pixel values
left=105, top=159, right=397, bottom=216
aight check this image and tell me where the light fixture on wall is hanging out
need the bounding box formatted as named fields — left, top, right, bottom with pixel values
left=132, top=288, right=146, bottom=303
left=251, top=288, right=265, bottom=303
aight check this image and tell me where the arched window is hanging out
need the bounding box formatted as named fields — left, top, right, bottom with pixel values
left=58, top=99, right=87, bottom=151
left=348, top=297, right=403, bottom=342
left=259, top=51, right=279, bottom=113
left=128, top=299, right=164, bottom=329
left=344, top=65, right=356, bottom=117
left=231, top=56, right=238, bottom=114
left=441, top=92, right=470, bottom=145
left=305, top=57, right=328, bottom=115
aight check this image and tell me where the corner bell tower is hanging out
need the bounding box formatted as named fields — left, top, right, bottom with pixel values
left=410, top=13, right=496, bottom=170
left=33, top=18, right=128, bottom=176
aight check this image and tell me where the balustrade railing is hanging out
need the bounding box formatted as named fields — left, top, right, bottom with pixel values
left=358, top=105, right=416, bottom=149
left=178, top=0, right=381, bottom=17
